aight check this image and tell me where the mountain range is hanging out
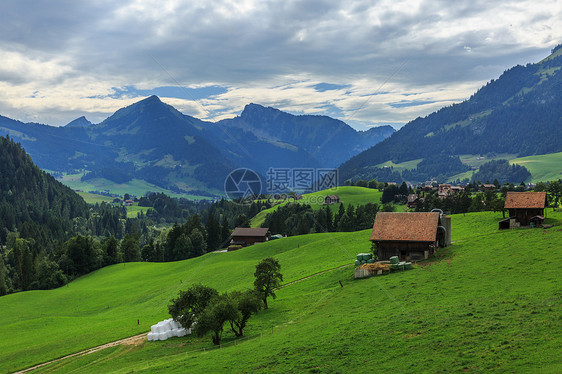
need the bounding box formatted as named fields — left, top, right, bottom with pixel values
left=340, top=45, right=562, bottom=183
left=0, top=99, right=394, bottom=195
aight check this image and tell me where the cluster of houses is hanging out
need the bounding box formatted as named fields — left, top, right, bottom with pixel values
left=228, top=191, right=549, bottom=264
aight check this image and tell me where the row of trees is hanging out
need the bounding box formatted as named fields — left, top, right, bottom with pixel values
left=168, top=258, right=282, bottom=345
left=262, top=202, right=384, bottom=236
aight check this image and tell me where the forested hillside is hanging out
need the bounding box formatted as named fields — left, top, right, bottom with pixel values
left=340, top=45, right=562, bottom=183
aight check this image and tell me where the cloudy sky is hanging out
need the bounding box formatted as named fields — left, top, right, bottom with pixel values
left=0, top=0, right=560, bottom=130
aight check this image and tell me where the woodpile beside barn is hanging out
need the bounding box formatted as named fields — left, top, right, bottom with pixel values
left=370, top=211, right=451, bottom=261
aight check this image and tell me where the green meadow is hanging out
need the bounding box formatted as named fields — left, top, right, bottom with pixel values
left=251, top=186, right=383, bottom=227
left=2, top=210, right=561, bottom=373
left=57, top=173, right=210, bottom=200
left=509, top=152, right=562, bottom=182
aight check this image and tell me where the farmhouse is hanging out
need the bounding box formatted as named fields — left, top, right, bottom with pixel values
left=370, top=212, right=451, bottom=261
left=230, top=227, right=270, bottom=247
left=407, top=194, right=420, bottom=208
left=499, top=191, right=547, bottom=229
left=324, top=195, right=340, bottom=204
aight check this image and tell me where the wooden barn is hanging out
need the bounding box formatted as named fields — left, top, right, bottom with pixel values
left=324, top=195, right=340, bottom=204
left=230, top=227, right=270, bottom=247
left=370, top=212, right=451, bottom=261
left=499, top=192, right=547, bottom=229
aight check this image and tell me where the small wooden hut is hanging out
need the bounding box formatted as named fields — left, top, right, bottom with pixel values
left=230, top=227, right=270, bottom=247
left=324, top=195, right=340, bottom=204
left=499, top=191, right=547, bottom=229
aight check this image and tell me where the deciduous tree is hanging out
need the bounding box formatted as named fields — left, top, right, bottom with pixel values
left=254, top=257, right=283, bottom=309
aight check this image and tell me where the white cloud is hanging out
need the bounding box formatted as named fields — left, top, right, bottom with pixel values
left=0, top=0, right=561, bottom=128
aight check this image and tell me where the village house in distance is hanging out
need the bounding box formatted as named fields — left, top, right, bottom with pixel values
left=499, top=191, right=547, bottom=230
left=370, top=211, right=451, bottom=261
left=230, top=227, right=271, bottom=247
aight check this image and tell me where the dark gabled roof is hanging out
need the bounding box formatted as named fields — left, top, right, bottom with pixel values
left=504, top=192, right=547, bottom=209
left=231, top=227, right=269, bottom=237
left=325, top=195, right=339, bottom=199
left=370, top=212, right=440, bottom=242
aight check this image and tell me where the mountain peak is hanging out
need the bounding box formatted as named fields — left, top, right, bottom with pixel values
left=65, top=116, right=92, bottom=128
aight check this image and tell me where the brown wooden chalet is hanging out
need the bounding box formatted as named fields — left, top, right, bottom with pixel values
left=230, top=227, right=270, bottom=247
left=499, top=192, right=547, bottom=229
left=370, top=212, right=451, bottom=261
left=324, top=195, right=340, bottom=204
left=407, top=194, right=419, bottom=208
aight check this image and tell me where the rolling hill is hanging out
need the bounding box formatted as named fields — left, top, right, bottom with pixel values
left=2, top=210, right=560, bottom=373
left=340, top=45, right=562, bottom=183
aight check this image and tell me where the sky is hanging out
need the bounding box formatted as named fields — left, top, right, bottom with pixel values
left=0, top=0, right=560, bottom=130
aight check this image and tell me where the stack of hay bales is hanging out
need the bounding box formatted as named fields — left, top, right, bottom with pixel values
left=354, top=253, right=375, bottom=266
left=389, top=256, right=413, bottom=271
left=147, top=318, right=190, bottom=341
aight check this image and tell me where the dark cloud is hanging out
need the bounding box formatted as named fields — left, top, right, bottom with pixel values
left=0, top=0, right=560, bottom=127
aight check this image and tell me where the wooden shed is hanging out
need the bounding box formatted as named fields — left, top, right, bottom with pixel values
left=370, top=212, right=451, bottom=261
left=324, top=195, right=340, bottom=204
left=230, top=227, right=270, bottom=247
left=500, top=192, right=547, bottom=229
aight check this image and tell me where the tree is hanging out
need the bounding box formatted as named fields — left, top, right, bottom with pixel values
left=173, top=233, right=193, bottom=261
left=168, top=284, right=218, bottom=330
left=228, top=290, right=262, bottom=337
left=31, top=257, right=67, bottom=290
left=189, top=228, right=207, bottom=257
left=195, top=293, right=239, bottom=345
left=101, top=235, right=121, bottom=266
left=254, top=257, right=283, bottom=309
left=205, top=213, right=221, bottom=251
left=0, top=256, right=8, bottom=296
left=121, top=233, right=140, bottom=262
left=547, top=180, right=562, bottom=209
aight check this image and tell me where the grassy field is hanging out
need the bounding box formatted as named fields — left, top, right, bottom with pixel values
left=375, top=158, right=423, bottom=172
left=0, top=230, right=371, bottom=373
left=447, top=152, right=562, bottom=183
left=76, top=191, right=115, bottom=204
left=56, top=173, right=212, bottom=200
left=15, top=209, right=560, bottom=373
left=2, top=210, right=561, bottom=373
left=509, top=152, right=562, bottom=182
left=251, top=186, right=383, bottom=227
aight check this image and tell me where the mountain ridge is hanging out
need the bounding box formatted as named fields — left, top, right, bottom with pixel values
left=0, top=98, right=393, bottom=195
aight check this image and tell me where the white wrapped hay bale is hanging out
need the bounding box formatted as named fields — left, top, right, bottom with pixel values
left=171, top=328, right=179, bottom=337
left=176, top=328, right=186, bottom=337
left=159, top=332, right=167, bottom=341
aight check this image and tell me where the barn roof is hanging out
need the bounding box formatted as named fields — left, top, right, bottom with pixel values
left=370, top=212, right=440, bottom=242
left=504, top=192, right=547, bottom=209
left=231, top=227, right=269, bottom=237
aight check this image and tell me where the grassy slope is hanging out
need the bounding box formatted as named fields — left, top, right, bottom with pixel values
left=27, top=210, right=562, bottom=373
left=57, top=173, right=212, bottom=200
left=509, top=152, right=562, bottom=182
left=0, top=231, right=370, bottom=373
left=251, top=186, right=383, bottom=227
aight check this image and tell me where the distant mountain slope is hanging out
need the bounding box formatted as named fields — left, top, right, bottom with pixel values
left=0, top=98, right=393, bottom=195
left=218, top=103, right=395, bottom=167
left=340, top=45, right=562, bottom=182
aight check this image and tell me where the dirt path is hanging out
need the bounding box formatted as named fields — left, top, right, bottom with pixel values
left=14, top=333, right=146, bottom=374
left=278, top=263, right=353, bottom=288
left=15, top=262, right=354, bottom=373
